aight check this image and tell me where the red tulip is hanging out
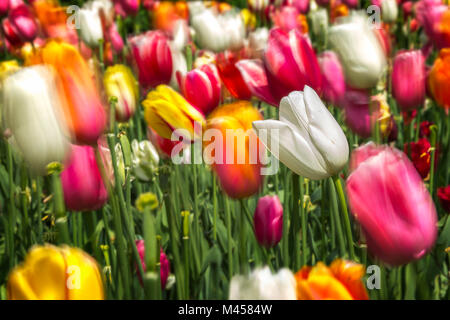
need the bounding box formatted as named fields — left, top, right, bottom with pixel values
left=129, top=31, right=173, bottom=92
left=136, top=240, right=170, bottom=289
left=254, top=195, right=283, bottom=248
left=347, top=144, right=438, bottom=266
left=216, top=50, right=252, bottom=101
left=437, top=186, right=450, bottom=212
left=236, top=27, right=321, bottom=106
left=419, top=121, right=433, bottom=138
left=177, top=64, right=221, bottom=116
left=403, top=138, right=433, bottom=179
left=392, top=50, right=426, bottom=111
left=61, top=144, right=108, bottom=211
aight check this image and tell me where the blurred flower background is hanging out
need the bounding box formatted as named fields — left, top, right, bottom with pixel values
left=0, top=0, right=448, bottom=301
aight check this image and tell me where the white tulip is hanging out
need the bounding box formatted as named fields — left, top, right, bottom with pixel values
left=328, top=13, right=386, bottom=89
left=169, top=48, right=187, bottom=90
left=131, top=139, right=160, bottom=182
left=79, top=5, right=103, bottom=47
left=309, top=8, right=328, bottom=37
left=3, top=66, right=70, bottom=175
left=252, top=86, right=349, bottom=180
left=229, top=267, right=297, bottom=300
left=219, top=11, right=245, bottom=51
left=382, top=0, right=398, bottom=23
left=249, top=28, right=269, bottom=59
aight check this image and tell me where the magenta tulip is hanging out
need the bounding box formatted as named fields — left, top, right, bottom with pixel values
left=136, top=240, right=171, bottom=289
left=253, top=195, right=283, bottom=248
left=340, top=88, right=372, bottom=138
left=285, top=0, right=310, bottom=14
left=176, top=64, right=221, bottom=115
left=61, top=144, right=108, bottom=212
left=416, top=0, right=448, bottom=49
left=8, top=3, right=38, bottom=42
left=114, top=0, right=139, bottom=16
left=236, top=27, right=322, bottom=106
left=392, top=50, right=426, bottom=111
left=318, top=51, right=346, bottom=105
left=346, top=144, right=438, bottom=266
left=0, top=0, right=9, bottom=16
left=129, top=31, right=173, bottom=92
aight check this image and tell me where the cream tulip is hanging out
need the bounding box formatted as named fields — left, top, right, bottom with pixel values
left=252, top=86, right=349, bottom=180
left=79, top=3, right=104, bottom=47
left=131, top=139, right=160, bottom=182
left=328, top=13, right=386, bottom=89
left=3, top=66, right=70, bottom=175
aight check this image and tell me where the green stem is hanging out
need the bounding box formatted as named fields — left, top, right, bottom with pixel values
left=328, top=177, right=346, bottom=257
left=224, top=197, right=233, bottom=279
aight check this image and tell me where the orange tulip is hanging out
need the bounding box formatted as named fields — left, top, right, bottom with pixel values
left=295, top=259, right=369, bottom=300
left=26, top=40, right=107, bottom=145
left=205, top=101, right=264, bottom=199
left=429, top=48, right=450, bottom=111
left=153, top=1, right=188, bottom=33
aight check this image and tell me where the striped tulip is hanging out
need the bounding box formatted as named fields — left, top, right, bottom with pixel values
left=176, top=64, right=221, bottom=116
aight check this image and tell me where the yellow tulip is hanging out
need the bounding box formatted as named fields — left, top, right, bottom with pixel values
left=0, top=60, right=20, bottom=81
left=7, top=244, right=104, bottom=300
left=143, top=85, right=205, bottom=140
left=104, top=64, right=139, bottom=122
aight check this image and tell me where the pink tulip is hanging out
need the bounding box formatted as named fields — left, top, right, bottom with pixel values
left=106, top=23, right=124, bottom=53
left=176, top=64, right=221, bottom=116
left=284, top=0, right=310, bottom=14
left=0, top=0, right=9, bottom=16
left=61, top=144, right=108, bottom=212
left=347, top=144, right=438, bottom=266
left=136, top=240, right=170, bottom=289
left=8, top=3, right=38, bottom=42
left=236, top=27, right=322, bottom=106
left=392, top=50, right=426, bottom=111
left=416, top=0, right=449, bottom=49
left=271, top=6, right=301, bottom=32
left=342, top=0, right=359, bottom=8
left=129, top=31, right=173, bottom=92
left=254, top=195, right=283, bottom=248
left=340, top=88, right=372, bottom=138
left=318, top=51, right=346, bottom=105
left=114, top=0, right=140, bottom=16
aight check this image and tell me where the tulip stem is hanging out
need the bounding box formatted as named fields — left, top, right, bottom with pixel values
left=429, top=125, right=438, bottom=198
left=224, top=197, right=233, bottom=279
left=6, top=142, right=16, bottom=267
left=182, top=211, right=190, bottom=299
left=328, top=177, right=346, bottom=258
left=333, top=175, right=355, bottom=260
left=290, top=174, right=303, bottom=269
left=212, top=175, right=218, bottom=241
left=239, top=199, right=248, bottom=274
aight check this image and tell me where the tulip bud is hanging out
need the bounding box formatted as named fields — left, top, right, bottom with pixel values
left=428, top=48, right=450, bottom=110
left=61, top=144, right=108, bottom=211
left=437, top=186, right=450, bottom=212
left=131, top=139, right=160, bottom=182
left=229, top=267, right=297, bottom=300
left=328, top=14, right=387, bottom=89
left=79, top=4, right=104, bottom=47
left=253, top=86, right=349, bottom=180
left=177, top=64, right=221, bottom=115
left=309, top=8, right=328, bottom=37
left=7, top=244, right=104, bottom=300
left=3, top=65, right=70, bottom=175
left=253, top=195, right=283, bottom=248
left=129, top=31, right=173, bottom=91
left=317, top=51, right=345, bottom=105
left=380, top=0, right=398, bottom=23
left=392, top=50, right=426, bottom=111
left=347, top=144, right=438, bottom=266
left=104, top=64, right=139, bottom=122
left=136, top=240, right=171, bottom=289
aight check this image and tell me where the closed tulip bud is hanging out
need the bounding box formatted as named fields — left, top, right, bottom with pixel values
left=7, top=244, right=104, bottom=300
left=347, top=144, right=438, bottom=266
left=143, top=85, right=205, bottom=140
left=3, top=65, right=70, bottom=175
left=131, top=139, right=159, bottom=182
left=229, top=267, right=297, bottom=300
left=253, top=86, right=349, bottom=180
left=136, top=240, right=171, bottom=289
left=61, top=144, right=108, bottom=211
left=248, top=27, right=269, bottom=59
left=129, top=31, right=173, bottom=91
left=380, top=0, right=398, bottom=23
left=318, top=51, right=345, bottom=105
left=428, top=48, right=450, bottom=110
left=27, top=40, right=107, bottom=145
left=8, top=3, right=38, bottom=42
left=236, top=27, right=322, bottom=106
left=254, top=195, right=283, bottom=248
left=295, top=259, right=368, bottom=300
left=79, top=3, right=104, bottom=47
left=392, top=50, right=426, bottom=111
left=104, top=64, right=138, bottom=122
left=205, top=101, right=264, bottom=199
left=309, top=8, right=328, bottom=37
left=177, top=64, right=221, bottom=115
left=437, top=186, right=450, bottom=212
left=328, top=14, right=387, bottom=89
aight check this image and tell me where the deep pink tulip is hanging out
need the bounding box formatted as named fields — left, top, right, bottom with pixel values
left=129, top=31, right=173, bottom=92
left=416, top=0, right=449, bottom=49
left=318, top=51, right=346, bottom=105
left=107, top=23, right=124, bottom=53
left=176, top=64, right=221, bottom=116
left=114, top=0, right=140, bottom=16
left=136, top=240, right=170, bottom=289
left=8, top=3, right=38, bottom=42
left=61, top=144, right=108, bottom=212
left=2, top=18, right=23, bottom=47
left=339, top=88, right=372, bottom=138
left=254, top=195, right=283, bottom=248
left=271, top=6, right=301, bottom=32
left=284, top=0, right=310, bottom=14
left=392, top=50, right=426, bottom=111
left=0, top=0, right=9, bottom=16
left=236, top=27, right=322, bottom=106
left=347, top=144, right=438, bottom=266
